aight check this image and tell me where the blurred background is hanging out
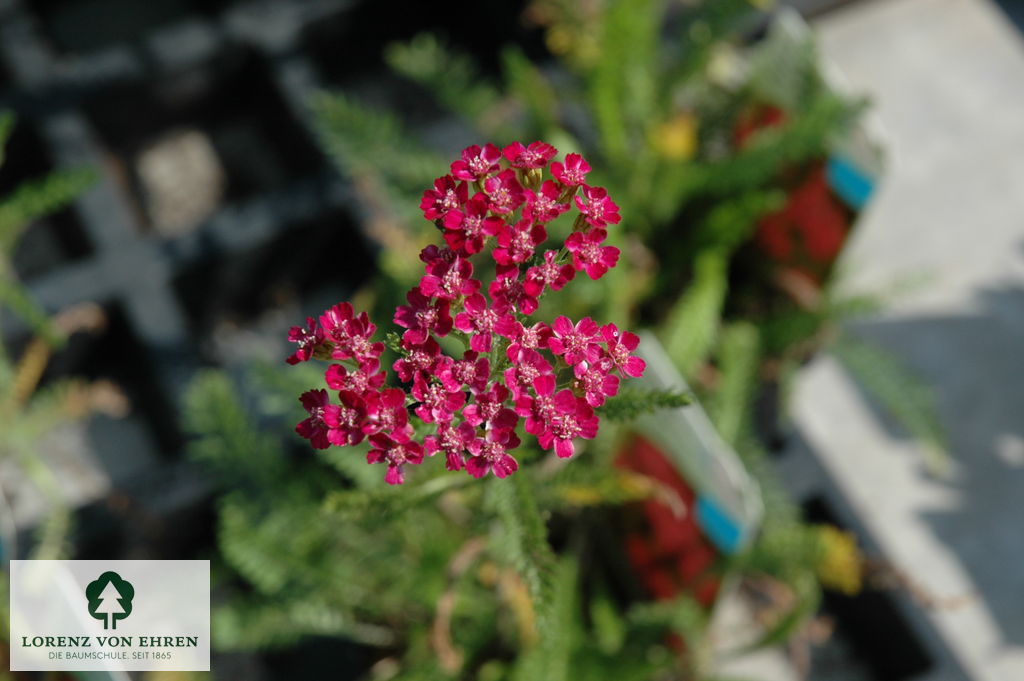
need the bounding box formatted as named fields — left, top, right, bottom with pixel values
left=0, top=0, right=1022, bottom=680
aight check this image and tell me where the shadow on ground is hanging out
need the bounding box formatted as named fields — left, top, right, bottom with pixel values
left=845, top=278, right=1024, bottom=648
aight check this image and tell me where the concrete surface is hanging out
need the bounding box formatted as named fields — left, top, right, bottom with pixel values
left=791, top=0, right=1024, bottom=679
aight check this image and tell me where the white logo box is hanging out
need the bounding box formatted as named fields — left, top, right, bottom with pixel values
left=9, top=560, right=210, bottom=672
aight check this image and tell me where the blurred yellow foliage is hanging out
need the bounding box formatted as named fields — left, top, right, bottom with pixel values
left=652, top=113, right=699, bottom=161
left=143, top=672, right=212, bottom=681
left=815, top=525, right=863, bottom=596
left=500, top=569, right=539, bottom=647
left=545, top=26, right=600, bottom=66
left=557, top=469, right=660, bottom=508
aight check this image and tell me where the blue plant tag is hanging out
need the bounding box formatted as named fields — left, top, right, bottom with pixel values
left=631, top=335, right=764, bottom=557
left=696, top=495, right=744, bottom=555
left=827, top=156, right=875, bottom=210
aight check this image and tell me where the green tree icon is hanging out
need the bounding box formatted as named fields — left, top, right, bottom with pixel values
left=86, top=571, right=134, bottom=630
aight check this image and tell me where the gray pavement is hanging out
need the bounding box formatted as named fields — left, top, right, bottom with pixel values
left=792, top=0, right=1024, bottom=679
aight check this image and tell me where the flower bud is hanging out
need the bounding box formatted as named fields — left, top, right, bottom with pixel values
left=523, top=167, right=543, bottom=190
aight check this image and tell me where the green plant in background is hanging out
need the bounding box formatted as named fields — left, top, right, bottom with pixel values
left=0, top=111, right=109, bottom=678
left=184, top=357, right=858, bottom=678
left=0, top=112, right=102, bottom=562
left=183, top=1, right=948, bottom=678
left=314, top=0, right=945, bottom=474
left=308, top=0, right=871, bottom=663
left=182, top=139, right=741, bottom=680
left=317, top=0, right=861, bottom=332
left=187, top=362, right=721, bottom=679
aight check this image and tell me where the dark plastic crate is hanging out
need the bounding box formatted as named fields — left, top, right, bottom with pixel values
left=26, top=0, right=229, bottom=55
left=80, top=47, right=324, bottom=232
left=171, top=207, right=373, bottom=346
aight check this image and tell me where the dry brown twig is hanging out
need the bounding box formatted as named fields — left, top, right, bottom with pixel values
left=431, top=537, right=487, bottom=673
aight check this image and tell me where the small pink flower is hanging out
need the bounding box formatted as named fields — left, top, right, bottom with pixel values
left=368, top=428, right=424, bottom=485
left=318, top=301, right=354, bottom=335
left=324, top=390, right=370, bottom=446
left=393, top=337, right=442, bottom=382
left=465, top=426, right=521, bottom=479
left=565, top=228, right=620, bottom=280
left=551, top=153, right=591, bottom=187
left=573, top=362, right=620, bottom=407
left=494, top=218, right=546, bottom=266
left=412, top=375, right=466, bottom=424
left=520, top=321, right=552, bottom=349
left=319, top=303, right=384, bottom=369
left=424, top=421, right=477, bottom=472
left=536, top=390, right=599, bottom=459
left=442, top=193, right=504, bottom=255
left=548, top=315, right=602, bottom=366
left=574, top=185, right=621, bottom=227
left=514, top=373, right=559, bottom=435
left=439, top=351, right=490, bottom=393
left=419, top=244, right=456, bottom=265
left=453, top=293, right=513, bottom=353
left=296, top=389, right=332, bottom=449
left=325, top=364, right=385, bottom=394
left=504, top=348, right=554, bottom=399
left=524, top=181, right=570, bottom=224
left=430, top=355, right=464, bottom=393
left=450, top=143, right=502, bottom=181
left=503, top=141, right=557, bottom=169
left=394, top=289, right=453, bottom=346
left=419, top=256, right=481, bottom=301
left=421, top=175, right=468, bottom=221
left=488, top=271, right=538, bottom=315
left=601, top=323, right=646, bottom=378
left=502, top=320, right=552, bottom=360
left=364, top=387, right=409, bottom=435
left=289, top=141, right=645, bottom=484
left=286, top=316, right=324, bottom=365
left=463, top=381, right=516, bottom=428
left=484, top=169, right=526, bottom=215
left=524, top=250, right=576, bottom=297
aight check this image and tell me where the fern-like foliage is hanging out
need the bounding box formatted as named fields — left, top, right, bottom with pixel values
left=385, top=34, right=507, bottom=135
left=832, top=333, right=949, bottom=474
left=587, top=0, right=659, bottom=166
left=212, top=2, right=885, bottom=674
left=0, top=112, right=95, bottom=566
left=665, top=0, right=761, bottom=84
left=661, top=249, right=729, bottom=376
left=183, top=370, right=286, bottom=489
left=310, top=90, right=445, bottom=232
left=628, top=594, right=708, bottom=649
left=688, top=190, right=786, bottom=255
left=510, top=558, right=577, bottom=681
left=0, top=167, right=96, bottom=255
left=0, top=117, right=93, bottom=342
left=501, top=45, right=560, bottom=137
left=700, top=94, right=863, bottom=197
left=598, top=388, right=692, bottom=422
left=184, top=369, right=467, bottom=655
left=709, top=322, right=761, bottom=447
left=487, top=473, right=557, bottom=637
left=0, top=111, right=13, bottom=155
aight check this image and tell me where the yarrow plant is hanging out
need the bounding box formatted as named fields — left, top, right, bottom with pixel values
left=287, top=141, right=645, bottom=484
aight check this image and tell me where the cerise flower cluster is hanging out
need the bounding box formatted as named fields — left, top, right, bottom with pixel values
left=287, top=141, right=645, bottom=484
